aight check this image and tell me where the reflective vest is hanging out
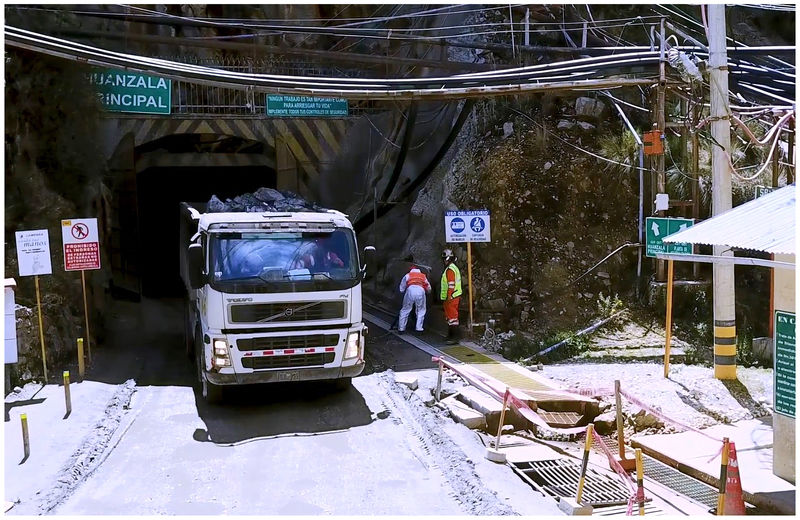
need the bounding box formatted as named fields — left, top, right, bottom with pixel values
left=407, top=270, right=428, bottom=288
left=440, top=264, right=462, bottom=300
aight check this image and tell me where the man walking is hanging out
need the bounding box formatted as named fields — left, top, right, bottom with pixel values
left=398, top=261, right=431, bottom=333
left=440, top=249, right=462, bottom=344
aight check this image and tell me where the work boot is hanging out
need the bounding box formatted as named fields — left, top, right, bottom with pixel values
left=445, top=325, right=459, bottom=345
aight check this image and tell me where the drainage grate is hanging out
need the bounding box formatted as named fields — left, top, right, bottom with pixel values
left=537, top=410, right=583, bottom=428
left=642, top=455, right=719, bottom=509
left=593, top=502, right=666, bottom=516
left=512, top=459, right=633, bottom=506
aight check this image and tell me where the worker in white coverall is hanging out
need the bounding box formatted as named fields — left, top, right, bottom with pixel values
left=397, top=263, right=431, bottom=333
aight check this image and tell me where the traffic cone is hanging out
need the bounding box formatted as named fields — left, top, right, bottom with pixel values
left=724, top=442, right=746, bottom=515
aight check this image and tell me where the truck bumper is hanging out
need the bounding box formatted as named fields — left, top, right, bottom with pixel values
left=206, top=361, right=365, bottom=386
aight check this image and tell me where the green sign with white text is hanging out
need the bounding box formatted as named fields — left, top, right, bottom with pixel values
left=645, top=217, right=694, bottom=258
left=267, top=95, right=348, bottom=117
left=775, top=310, right=796, bottom=418
left=89, top=68, right=171, bottom=114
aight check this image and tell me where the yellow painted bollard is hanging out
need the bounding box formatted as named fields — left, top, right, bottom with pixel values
left=635, top=448, right=645, bottom=515
left=20, top=413, right=30, bottom=461
left=716, top=438, right=730, bottom=516
left=576, top=424, right=594, bottom=504
left=63, top=371, right=72, bottom=416
left=664, top=259, right=674, bottom=378
left=77, top=338, right=85, bottom=380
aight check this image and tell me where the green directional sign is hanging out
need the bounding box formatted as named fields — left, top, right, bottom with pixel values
left=267, top=95, right=348, bottom=117
left=645, top=217, right=694, bottom=258
left=755, top=185, right=776, bottom=199
left=89, top=68, right=171, bottom=114
left=775, top=310, right=796, bottom=418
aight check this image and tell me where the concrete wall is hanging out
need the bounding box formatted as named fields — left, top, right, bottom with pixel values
left=772, top=253, right=795, bottom=483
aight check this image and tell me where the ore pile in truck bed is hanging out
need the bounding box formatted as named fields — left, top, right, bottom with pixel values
left=206, top=188, right=330, bottom=213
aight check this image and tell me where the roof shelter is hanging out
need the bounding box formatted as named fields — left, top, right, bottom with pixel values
left=662, top=184, right=795, bottom=484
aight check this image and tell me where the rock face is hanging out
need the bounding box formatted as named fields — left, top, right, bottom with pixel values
left=574, top=97, right=607, bottom=121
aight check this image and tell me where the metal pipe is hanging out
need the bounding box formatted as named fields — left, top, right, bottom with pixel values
left=656, top=253, right=795, bottom=270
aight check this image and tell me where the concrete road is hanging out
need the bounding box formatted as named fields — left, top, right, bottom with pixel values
left=14, top=297, right=547, bottom=515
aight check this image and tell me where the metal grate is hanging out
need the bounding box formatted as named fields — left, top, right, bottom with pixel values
left=230, top=301, right=346, bottom=323
left=642, top=454, right=719, bottom=509
left=593, top=502, right=666, bottom=516
left=242, top=352, right=334, bottom=370
left=236, top=334, right=339, bottom=351
left=512, top=459, right=633, bottom=507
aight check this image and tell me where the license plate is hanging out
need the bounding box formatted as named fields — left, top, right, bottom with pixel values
left=276, top=371, right=300, bottom=382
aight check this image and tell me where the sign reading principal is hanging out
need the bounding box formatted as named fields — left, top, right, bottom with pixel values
left=89, top=68, right=172, bottom=114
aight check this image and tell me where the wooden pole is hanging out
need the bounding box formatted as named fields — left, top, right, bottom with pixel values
left=717, top=438, right=730, bottom=515
left=435, top=358, right=443, bottom=402
left=636, top=448, right=645, bottom=515
left=494, top=388, right=509, bottom=449
left=34, top=275, right=48, bottom=382
left=63, top=371, right=72, bottom=416
left=21, top=413, right=30, bottom=461
left=81, top=270, right=91, bottom=363
left=576, top=424, right=595, bottom=504
left=615, top=380, right=625, bottom=460
left=664, top=259, right=674, bottom=378
left=467, top=241, right=474, bottom=335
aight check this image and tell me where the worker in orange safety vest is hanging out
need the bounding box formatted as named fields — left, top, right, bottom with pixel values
left=398, top=261, right=431, bottom=333
left=440, top=249, right=462, bottom=344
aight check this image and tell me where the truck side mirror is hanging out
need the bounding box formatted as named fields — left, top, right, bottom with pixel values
left=361, top=246, right=376, bottom=278
left=187, top=243, right=205, bottom=289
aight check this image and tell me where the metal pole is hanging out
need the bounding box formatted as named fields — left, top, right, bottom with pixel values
left=524, top=9, right=530, bottom=47
left=34, top=275, right=48, bottom=382
left=81, top=271, right=92, bottom=363
left=708, top=4, right=737, bottom=380
left=494, top=388, right=509, bottom=449
left=638, top=147, right=644, bottom=279
left=664, top=259, right=674, bottom=378
left=508, top=5, right=515, bottom=60
left=373, top=187, right=378, bottom=294
left=615, top=380, right=625, bottom=460
left=656, top=17, right=667, bottom=282
left=467, top=241, right=474, bottom=335
left=692, top=103, right=701, bottom=279
left=576, top=424, right=595, bottom=504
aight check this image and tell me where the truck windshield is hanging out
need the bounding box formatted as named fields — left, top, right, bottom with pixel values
left=209, top=228, right=359, bottom=292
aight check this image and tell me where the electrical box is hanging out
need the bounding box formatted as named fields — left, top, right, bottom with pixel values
left=643, top=130, right=664, bottom=156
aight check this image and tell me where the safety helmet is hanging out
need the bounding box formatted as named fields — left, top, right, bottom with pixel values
left=442, top=248, right=456, bottom=264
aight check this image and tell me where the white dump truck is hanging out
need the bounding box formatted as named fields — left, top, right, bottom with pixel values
left=179, top=193, right=373, bottom=403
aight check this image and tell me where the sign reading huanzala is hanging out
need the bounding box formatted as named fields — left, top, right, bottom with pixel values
left=89, top=68, right=171, bottom=114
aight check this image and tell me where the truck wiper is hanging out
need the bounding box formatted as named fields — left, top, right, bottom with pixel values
left=282, top=272, right=333, bottom=280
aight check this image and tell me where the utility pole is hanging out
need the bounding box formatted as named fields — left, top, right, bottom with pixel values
left=708, top=5, right=737, bottom=380
left=655, top=18, right=667, bottom=282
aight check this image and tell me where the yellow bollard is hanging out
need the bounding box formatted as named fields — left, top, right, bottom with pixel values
left=717, top=438, right=730, bottom=516
left=664, top=259, right=674, bottom=378
left=576, top=424, right=594, bottom=504
left=63, top=371, right=72, bottom=416
left=77, top=338, right=85, bottom=380
left=20, top=413, right=30, bottom=461
left=635, top=448, right=645, bottom=515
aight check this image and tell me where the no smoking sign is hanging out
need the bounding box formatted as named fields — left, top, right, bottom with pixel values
left=62, top=218, right=101, bottom=271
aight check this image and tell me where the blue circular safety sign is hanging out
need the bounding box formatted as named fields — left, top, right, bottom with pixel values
left=450, top=217, right=465, bottom=233
left=470, top=217, right=485, bottom=233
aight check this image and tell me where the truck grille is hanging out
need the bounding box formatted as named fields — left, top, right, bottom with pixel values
left=242, top=353, right=335, bottom=370
left=236, top=334, right=340, bottom=351
left=230, top=301, right=346, bottom=323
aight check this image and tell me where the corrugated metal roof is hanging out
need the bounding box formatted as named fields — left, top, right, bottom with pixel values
left=663, top=184, right=795, bottom=255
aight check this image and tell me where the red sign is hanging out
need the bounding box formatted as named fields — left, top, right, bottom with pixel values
left=61, top=218, right=101, bottom=271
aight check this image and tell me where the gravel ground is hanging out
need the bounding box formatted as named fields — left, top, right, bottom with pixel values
left=541, top=362, right=773, bottom=434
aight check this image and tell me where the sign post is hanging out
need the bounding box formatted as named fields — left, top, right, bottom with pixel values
left=445, top=210, right=491, bottom=334
left=62, top=219, right=102, bottom=364
left=774, top=311, right=795, bottom=418
left=15, top=229, right=53, bottom=382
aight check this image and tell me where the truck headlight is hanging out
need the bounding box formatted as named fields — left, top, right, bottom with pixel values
left=345, top=332, right=360, bottom=359
left=213, top=339, right=231, bottom=367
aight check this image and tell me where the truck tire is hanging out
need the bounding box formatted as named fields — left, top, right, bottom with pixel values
left=332, top=377, right=352, bottom=391
left=195, top=331, right=223, bottom=404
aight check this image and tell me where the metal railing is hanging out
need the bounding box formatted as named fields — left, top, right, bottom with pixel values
left=160, top=55, right=382, bottom=117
